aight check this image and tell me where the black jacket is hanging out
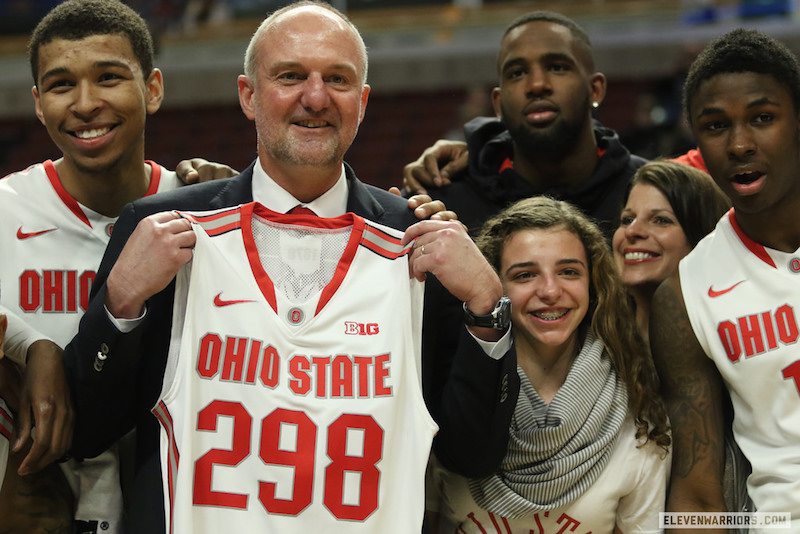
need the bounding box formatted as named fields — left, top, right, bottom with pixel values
left=428, top=116, right=648, bottom=240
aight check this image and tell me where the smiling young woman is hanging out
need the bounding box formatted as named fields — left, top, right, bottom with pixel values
left=426, top=196, right=670, bottom=534
left=612, top=160, right=730, bottom=346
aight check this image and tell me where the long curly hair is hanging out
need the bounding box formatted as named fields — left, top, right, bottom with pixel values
left=477, top=196, right=670, bottom=449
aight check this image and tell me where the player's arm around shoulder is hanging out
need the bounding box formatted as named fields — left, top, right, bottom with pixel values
left=650, top=273, right=727, bottom=530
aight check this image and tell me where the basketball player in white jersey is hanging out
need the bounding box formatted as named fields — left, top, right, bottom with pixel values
left=0, top=2, right=184, bottom=530
left=651, top=29, right=800, bottom=529
left=64, top=3, right=516, bottom=532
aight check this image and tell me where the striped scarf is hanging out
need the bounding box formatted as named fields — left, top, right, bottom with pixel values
left=469, top=329, right=629, bottom=518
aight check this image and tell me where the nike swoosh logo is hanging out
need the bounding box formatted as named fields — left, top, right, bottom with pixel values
left=213, top=293, right=256, bottom=307
left=708, top=280, right=747, bottom=298
left=17, top=227, right=58, bottom=240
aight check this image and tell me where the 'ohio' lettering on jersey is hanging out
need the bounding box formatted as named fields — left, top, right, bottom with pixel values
left=195, top=332, right=393, bottom=399
left=18, top=269, right=96, bottom=313
left=717, top=303, right=799, bottom=362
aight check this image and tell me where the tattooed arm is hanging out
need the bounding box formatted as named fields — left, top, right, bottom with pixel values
left=650, top=274, right=727, bottom=532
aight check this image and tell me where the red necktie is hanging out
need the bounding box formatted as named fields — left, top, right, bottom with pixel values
left=289, top=205, right=316, bottom=216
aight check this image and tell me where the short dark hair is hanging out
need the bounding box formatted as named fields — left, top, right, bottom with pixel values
left=29, top=0, right=155, bottom=86
left=624, top=160, right=730, bottom=248
left=503, top=11, right=592, bottom=49
left=503, top=11, right=592, bottom=50
left=499, top=11, right=593, bottom=74
left=683, top=28, right=800, bottom=123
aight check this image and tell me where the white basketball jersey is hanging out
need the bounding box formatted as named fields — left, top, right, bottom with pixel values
left=0, top=159, right=181, bottom=350
left=156, top=202, right=437, bottom=534
left=680, top=210, right=800, bottom=519
left=0, top=397, right=11, bottom=491
left=0, top=159, right=180, bottom=533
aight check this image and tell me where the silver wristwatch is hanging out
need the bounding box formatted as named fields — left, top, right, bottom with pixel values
left=463, top=296, right=511, bottom=330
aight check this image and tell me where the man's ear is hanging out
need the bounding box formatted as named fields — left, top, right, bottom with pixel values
left=589, top=72, right=607, bottom=108
left=357, top=84, right=370, bottom=125
left=32, top=86, right=46, bottom=127
left=491, top=86, right=502, bottom=119
left=145, top=68, right=165, bottom=115
left=238, top=75, right=256, bottom=121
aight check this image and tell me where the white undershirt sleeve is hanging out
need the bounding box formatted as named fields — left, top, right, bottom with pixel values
left=1, top=304, right=53, bottom=367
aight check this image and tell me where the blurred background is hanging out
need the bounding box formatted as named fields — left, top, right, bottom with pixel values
left=0, top=0, right=797, bottom=190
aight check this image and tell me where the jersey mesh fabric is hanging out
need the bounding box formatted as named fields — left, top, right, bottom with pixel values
left=253, top=216, right=350, bottom=304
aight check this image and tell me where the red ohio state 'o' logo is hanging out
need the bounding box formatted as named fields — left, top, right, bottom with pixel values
left=287, top=307, right=304, bottom=325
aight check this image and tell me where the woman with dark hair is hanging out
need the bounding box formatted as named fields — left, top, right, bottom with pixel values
left=613, top=160, right=730, bottom=345
left=612, top=160, right=749, bottom=525
left=427, top=196, right=670, bottom=533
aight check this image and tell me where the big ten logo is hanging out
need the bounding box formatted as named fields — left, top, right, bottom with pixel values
left=344, top=322, right=379, bottom=336
left=19, top=269, right=96, bottom=313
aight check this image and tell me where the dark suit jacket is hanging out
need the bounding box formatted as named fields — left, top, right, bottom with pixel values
left=64, top=162, right=518, bottom=533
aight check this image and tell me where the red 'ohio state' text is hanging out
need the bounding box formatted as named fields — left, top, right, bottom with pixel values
left=195, top=333, right=393, bottom=399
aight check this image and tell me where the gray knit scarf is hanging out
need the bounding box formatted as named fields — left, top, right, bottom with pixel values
left=469, top=329, right=629, bottom=518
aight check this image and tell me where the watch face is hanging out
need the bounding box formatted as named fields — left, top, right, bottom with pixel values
left=494, top=296, right=512, bottom=330
left=464, top=296, right=511, bottom=330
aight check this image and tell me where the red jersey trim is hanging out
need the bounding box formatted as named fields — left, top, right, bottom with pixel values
left=44, top=159, right=165, bottom=229
left=152, top=401, right=179, bottom=534
left=728, top=209, right=777, bottom=269
left=44, top=159, right=92, bottom=228
left=144, top=160, right=162, bottom=197
left=0, top=403, right=12, bottom=440
left=241, top=203, right=278, bottom=313
left=316, top=214, right=363, bottom=315
left=183, top=207, right=243, bottom=237
left=361, top=223, right=412, bottom=259
left=240, top=203, right=363, bottom=317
